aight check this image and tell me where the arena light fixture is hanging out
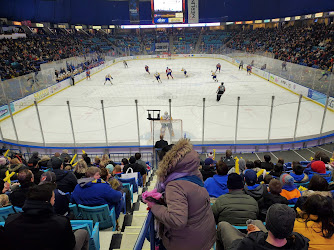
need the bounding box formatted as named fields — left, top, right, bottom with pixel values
left=264, top=19, right=270, bottom=23
left=272, top=18, right=280, bottom=22
left=92, top=26, right=101, bottom=30
left=245, top=21, right=253, bottom=24
left=315, top=12, right=323, bottom=18
left=255, top=20, right=262, bottom=24
left=120, top=22, right=220, bottom=29
left=284, top=17, right=291, bottom=21
left=36, top=23, right=44, bottom=27
left=109, top=25, right=115, bottom=29
left=329, top=11, right=334, bottom=16
left=226, top=22, right=234, bottom=25
left=75, top=25, right=82, bottom=29
left=294, top=16, right=301, bottom=20
left=304, top=14, right=312, bottom=19
left=235, top=21, right=243, bottom=24
left=13, top=21, right=21, bottom=26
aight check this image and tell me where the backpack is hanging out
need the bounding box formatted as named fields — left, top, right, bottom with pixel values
left=222, top=157, right=235, bottom=170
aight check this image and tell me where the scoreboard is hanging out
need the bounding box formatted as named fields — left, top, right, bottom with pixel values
left=151, top=0, right=185, bottom=24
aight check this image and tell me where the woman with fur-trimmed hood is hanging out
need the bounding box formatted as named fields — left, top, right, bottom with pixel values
left=146, top=139, right=216, bottom=250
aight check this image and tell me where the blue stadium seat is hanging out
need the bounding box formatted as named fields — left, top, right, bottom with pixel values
left=69, top=203, right=80, bottom=219
left=13, top=206, right=23, bottom=213
left=119, top=177, right=138, bottom=193
left=122, top=183, right=133, bottom=204
left=78, top=204, right=116, bottom=230
left=295, top=182, right=309, bottom=188
left=0, top=206, right=16, bottom=222
left=70, top=220, right=100, bottom=250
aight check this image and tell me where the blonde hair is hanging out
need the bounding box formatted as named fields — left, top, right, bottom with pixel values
left=101, top=154, right=110, bottom=162
left=113, top=165, right=122, bottom=173
left=74, top=160, right=88, bottom=174
left=0, top=194, right=10, bottom=207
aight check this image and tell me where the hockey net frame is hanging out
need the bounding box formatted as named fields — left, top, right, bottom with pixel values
left=150, top=119, right=183, bottom=140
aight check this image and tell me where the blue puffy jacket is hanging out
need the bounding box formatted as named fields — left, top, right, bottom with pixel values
left=71, top=178, right=123, bottom=217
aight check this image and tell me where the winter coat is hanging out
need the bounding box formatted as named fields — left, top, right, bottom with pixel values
left=54, top=189, right=70, bottom=216
left=3, top=200, right=75, bottom=250
left=261, top=162, right=274, bottom=171
left=71, top=177, right=123, bottom=217
left=228, top=231, right=309, bottom=250
left=280, top=185, right=301, bottom=204
left=74, top=171, right=86, bottom=180
left=258, top=192, right=289, bottom=211
left=151, top=139, right=216, bottom=250
left=212, top=190, right=259, bottom=226
left=244, top=183, right=268, bottom=201
left=154, top=139, right=168, bottom=149
left=9, top=182, right=36, bottom=208
left=60, top=153, right=72, bottom=162
left=290, top=173, right=309, bottom=183
left=52, top=169, right=77, bottom=193
left=27, top=154, right=41, bottom=168
left=294, top=216, right=334, bottom=249
left=29, top=167, right=44, bottom=185
left=123, top=163, right=146, bottom=177
left=204, top=174, right=228, bottom=198
left=136, top=159, right=147, bottom=169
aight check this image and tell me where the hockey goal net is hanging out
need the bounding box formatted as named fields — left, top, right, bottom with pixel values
left=150, top=119, right=183, bottom=141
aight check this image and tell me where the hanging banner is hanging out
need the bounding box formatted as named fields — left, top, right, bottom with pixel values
left=188, top=0, right=199, bottom=23
left=129, top=0, right=140, bottom=23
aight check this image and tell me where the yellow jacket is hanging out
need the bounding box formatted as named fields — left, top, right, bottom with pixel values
left=294, top=217, right=334, bottom=249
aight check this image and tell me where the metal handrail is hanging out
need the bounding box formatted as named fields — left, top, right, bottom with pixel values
left=133, top=211, right=155, bottom=250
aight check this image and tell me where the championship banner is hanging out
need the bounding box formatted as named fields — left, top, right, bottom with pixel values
left=188, top=0, right=199, bottom=23
left=129, top=0, right=140, bottom=23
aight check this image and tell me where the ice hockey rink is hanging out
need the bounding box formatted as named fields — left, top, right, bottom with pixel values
left=1, top=56, right=334, bottom=146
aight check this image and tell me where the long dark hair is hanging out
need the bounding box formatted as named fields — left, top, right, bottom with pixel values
left=302, top=194, right=334, bottom=238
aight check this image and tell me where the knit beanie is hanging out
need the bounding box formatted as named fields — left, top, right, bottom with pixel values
left=265, top=204, right=296, bottom=239
left=280, top=173, right=294, bottom=186
left=0, top=157, right=7, bottom=166
left=227, top=173, right=243, bottom=190
left=204, top=158, right=214, bottom=166
left=244, top=169, right=257, bottom=186
left=311, top=161, right=326, bottom=174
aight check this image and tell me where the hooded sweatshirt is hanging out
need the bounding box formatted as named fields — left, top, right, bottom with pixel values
left=52, top=169, right=77, bottom=193
left=290, top=173, right=309, bottom=183
left=71, top=177, right=123, bottom=217
left=244, top=184, right=267, bottom=201
left=204, top=174, right=228, bottom=198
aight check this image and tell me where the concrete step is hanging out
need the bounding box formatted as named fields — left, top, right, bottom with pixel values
left=123, top=226, right=142, bottom=234
left=131, top=214, right=147, bottom=227
left=119, top=233, right=150, bottom=249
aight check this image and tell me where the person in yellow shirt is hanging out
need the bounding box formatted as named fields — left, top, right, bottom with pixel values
left=294, top=194, right=334, bottom=250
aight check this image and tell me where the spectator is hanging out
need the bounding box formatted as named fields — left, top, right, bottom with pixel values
left=216, top=204, right=309, bottom=250
left=112, top=165, right=122, bottom=175
left=47, top=152, right=61, bottom=168
left=295, top=175, right=332, bottom=211
left=82, top=153, right=91, bottom=167
left=290, top=162, right=309, bottom=183
left=244, top=169, right=268, bottom=201
left=37, top=155, right=50, bottom=169
left=27, top=152, right=40, bottom=168
left=269, top=163, right=285, bottom=178
left=135, top=152, right=147, bottom=169
left=222, top=149, right=235, bottom=170
left=228, top=158, right=246, bottom=175
left=9, top=169, right=35, bottom=208
left=264, top=174, right=273, bottom=185
left=212, top=173, right=258, bottom=226
left=258, top=179, right=289, bottom=220
left=123, top=156, right=147, bottom=186
left=0, top=194, right=10, bottom=207
left=294, top=194, right=334, bottom=248
left=200, top=157, right=216, bottom=181
left=261, top=155, right=274, bottom=171
left=144, top=139, right=216, bottom=250
left=4, top=184, right=89, bottom=250
left=92, top=156, right=100, bottom=167
left=204, top=161, right=229, bottom=198
left=71, top=167, right=123, bottom=218
left=28, top=158, right=44, bottom=185
left=311, top=160, right=326, bottom=174
left=101, top=154, right=115, bottom=167
left=253, top=160, right=263, bottom=172
left=51, top=158, right=77, bottom=193
left=106, top=163, right=114, bottom=173
left=280, top=174, right=301, bottom=204
left=154, top=135, right=168, bottom=149
left=63, top=157, right=72, bottom=170
left=73, top=160, right=88, bottom=179
left=39, top=171, right=70, bottom=216
left=60, top=149, right=72, bottom=163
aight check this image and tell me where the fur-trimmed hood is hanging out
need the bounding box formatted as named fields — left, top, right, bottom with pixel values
left=157, top=139, right=201, bottom=182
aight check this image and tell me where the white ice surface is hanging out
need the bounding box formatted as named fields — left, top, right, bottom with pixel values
left=1, top=57, right=333, bottom=146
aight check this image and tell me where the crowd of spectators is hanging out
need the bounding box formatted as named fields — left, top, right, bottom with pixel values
left=226, top=23, right=334, bottom=70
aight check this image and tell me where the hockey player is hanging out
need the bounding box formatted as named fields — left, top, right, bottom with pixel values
left=211, top=71, right=218, bottom=82
left=86, top=70, right=91, bottom=80
left=216, top=82, right=225, bottom=102
left=166, top=67, right=173, bottom=79
left=181, top=68, right=188, bottom=77
left=123, top=60, right=128, bottom=68
left=154, top=72, right=162, bottom=83
left=104, top=73, right=113, bottom=85
left=247, top=65, right=252, bottom=75
left=160, top=111, right=174, bottom=137
left=319, top=67, right=330, bottom=80
left=239, top=60, right=244, bottom=70
left=145, top=65, right=150, bottom=74
left=282, top=61, right=287, bottom=71
left=216, top=63, right=221, bottom=73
